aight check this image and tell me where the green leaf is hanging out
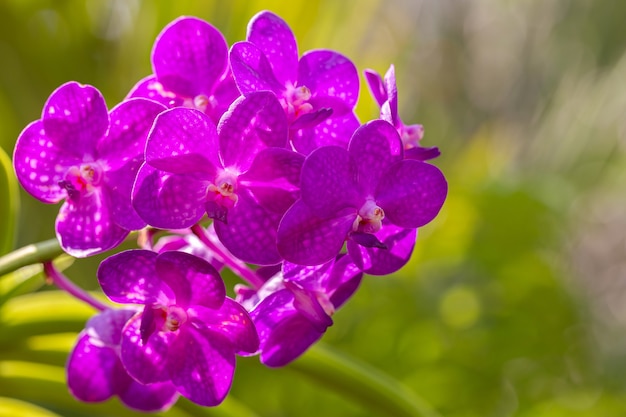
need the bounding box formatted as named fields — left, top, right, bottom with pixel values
left=289, top=343, right=442, bottom=417
left=0, top=145, right=19, bottom=256
left=0, top=397, right=62, bottom=417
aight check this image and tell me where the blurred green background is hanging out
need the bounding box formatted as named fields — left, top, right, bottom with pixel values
left=1, top=0, right=626, bottom=416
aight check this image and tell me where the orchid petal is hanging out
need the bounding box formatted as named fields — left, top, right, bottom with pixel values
left=218, top=91, right=288, bottom=169
left=152, top=16, right=228, bottom=97
left=120, top=313, right=174, bottom=384
left=277, top=200, right=356, bottom=266
left=97, top=249, right=172, bottom=304
left=300, top=145, right=361, bottom=213
left=349, top=119, right=403, bottom=194
left=214, top=190, right=283, bottom=265
left=230, top=41, right=285, bottom=95
left=155, top=251, right=225, bottom=309
left=191, top=298, right=259, bottom=354
left=347, top=224, right=416, bottom=275
left=298, top=50, right=359, bottom=108
left=55, top=191, right=128, bottom=257
left=98, top=98, right=165, bottom=169
left=168, top=327, right=235, bottom=406
left=132, top=163, right=207, bottom=229
left=42, top=82, right=109, bottom=157
left=127, top=75, right=184, bottom=108
left=146, top=108, right=219, bottom=175
left=376, top=160, right=448, bottom=228
left=363, top=69, right=387, bottom=106
left=13, top=121, right=80, bottom=203
left=246, top=11, right=298, bottom=86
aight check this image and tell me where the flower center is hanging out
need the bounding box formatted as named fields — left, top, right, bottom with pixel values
left=59, top=162, right=103, bottom=201
left=162, top=305, right=187, bottom=332
left=207, top=169, right=239, bottom=208
left=281, top=83, right=314, bottom=123
left=400, top=123, right=425, bottom=149
left=183, top=94, right=218, bottom=114
left=353, top=199, right=385, bottom=234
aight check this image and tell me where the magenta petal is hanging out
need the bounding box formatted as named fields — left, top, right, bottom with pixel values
left=218, top=91, right=288, bottom=169
left=298, top=50, right=359, bottom=108
left=146, top=108, right=219, bottom=175
left=42, top=82, right=108, bottom=155
left=284, top=281, right=333, bottom=331
left=98, top=98, right=165, bottom=169
left=262, top=313, right=323, bottom=368
left=55, top=192, right=128, bottom=257
left=239, top=147, right=303, bottom=187
left=376, top=160, right=448, bottom=229
left=152, top=16, right=228, bottom=97
left=168, top=327, right=235, bottom=406
left=382, top=65, right=400, bottom=126
left=347, top=224, right=416, bottom=275
left=191, top=298, right=259, bottom=354
left=239, top=147, right=304, bottom=214
left=290, top=108, right=333, bottom=131
left=67, top=333, right=116, bottom=402
left=105, top=163, right=146, bottom=231
left=277, top=200, right=356, bottom=266
left=246, top=11, right=298, bottom=86
left=363, top=69, right=387, bottom=107
left=213, top=190, right=283, bottom=265
left=155, top=251, right=225, bottom=309
left=132, top=164, right=207, bottom=229
left=349, top=119, right=403, bottom=194
left=98, top=250, right=171, bottom=304
left=118, top=379, right=179, bottom=412
left=229, top=41, right=285, bottom=95
left=300, top=145, right=361, bottom=213
left=85, top=308, right=137, bottom=346
left=121, top=313, right=174, bottom=384
left=291, top=112, right=360, bottom=155
left=127, top=75, right=185, bottom=108
left=13, top=121, right=79, bottom=203
left=207, top=71, right=241, bottom=123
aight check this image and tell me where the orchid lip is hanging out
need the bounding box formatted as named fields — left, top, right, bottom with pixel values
left=163, top=305, right=188, bottom=332
left=353, top=199, right=385, bottom=234
left=59, top=161, right=104, bottom=200
left=207, top=168, right=239, bottom=207
left=281, top=83, right=314, bottom=122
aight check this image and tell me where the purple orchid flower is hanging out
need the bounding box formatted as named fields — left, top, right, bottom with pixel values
left=13, top=82, right=165, bottom=257
left=138, top=225, right=225, bottom=273
left=237, top=254, right=362, bottom=367
left=67, top=308, right=179, bottom=412
left=97, top=249, right=259, bottom=406
left=277, top=119, right=448, bottom=267
left=128, top=16, right=240, bottom=124
left=230, top=10, right=360, bottom=154
left=132, top=91, right=304, bottom=265
left=364, top=64, right=440, bottom=160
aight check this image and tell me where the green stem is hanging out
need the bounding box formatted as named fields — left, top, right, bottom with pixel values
left=0, top=238, right=63, bottom=277
left=289, top=343, right=443, bottom=417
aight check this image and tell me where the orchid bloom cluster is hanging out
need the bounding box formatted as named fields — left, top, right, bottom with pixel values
left=12, top=10, right=447, bottom=411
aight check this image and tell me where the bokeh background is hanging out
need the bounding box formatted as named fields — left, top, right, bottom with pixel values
left=1, top=0, right=626, bottom=416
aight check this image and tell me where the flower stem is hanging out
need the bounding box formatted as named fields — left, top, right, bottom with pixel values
left=191, top=224, right=264, bottom=289
left=42, top=261, right=108, bottom=312
left=0, top=238, right=63, bottom=277
left=289, top=343, right=443, bottom=417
